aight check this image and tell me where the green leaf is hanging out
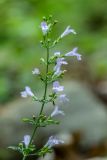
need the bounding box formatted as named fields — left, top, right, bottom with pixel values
left=22, top=118, right=36, bottom=124
left=8, top=146, right=19, bottom=151
left=40, top=58, right=47, bottom=65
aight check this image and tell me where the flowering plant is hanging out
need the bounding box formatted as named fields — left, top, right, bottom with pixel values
left=9, top=15, right=81, bottom=160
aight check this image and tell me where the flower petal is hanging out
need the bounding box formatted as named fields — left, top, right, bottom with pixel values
left=65, top=47, right=82, bottom=61
left=21, top=86, right=34, bottom=98
left=51, top=106, right=65, bottom=117
left=59, top=94, right=69, bottom=103
left=25, top=86, right=34, bottom=97
left=41, top=21, right=49, bottom=35
left=61, top=26, right=76, bottom=38
left=45, top=136, right=64, bottom=148
left=32, top=68, right=40, bottom=75
left=23, top=135, right=31, bottom=148
left=53, top=81, right=64, bottom=93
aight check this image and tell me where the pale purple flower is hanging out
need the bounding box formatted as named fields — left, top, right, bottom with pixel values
left=23, top=135, right=31, bottom=148
left=53, top=81, right=64, bottom=93
left=58, top=94, right=69, bottom=103
left=32, top=68, right=40, bottom=75
left=61, top=26, right=76, bottom=38
left=65, top=47, right=82, bottom=61
left=54, top=64, right=62, bottom=75
left=45, top=136, right=64, bottom=148
left=56, top=58, right=68, bottom=65
left=21, top=86, right=34, bottom=98
left=54, top=58, right=67, bottom=75
left=54, top=52, right=61, bottom=56
left=51, top=106, right=65, bottom=117
left=54, top=68, right=62, bottom=76
left=41, top=21, right=49, bottom=35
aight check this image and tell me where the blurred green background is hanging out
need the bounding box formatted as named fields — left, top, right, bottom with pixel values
left=0, top=0, right=107, bottom=160
left=0, top=0, right=107, bottom=104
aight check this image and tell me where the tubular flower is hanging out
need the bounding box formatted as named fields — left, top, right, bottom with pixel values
left=41, top=21, right=49, bottom=35
left=51, top=106, right=65, bottom=117
left=21, top=86, right=34, bottom=98
left=23, top=135, right=31, bottom=148
left=54, top=58, right=67, bottom=75
left=45, top=136, right=64, bottom=148
left=65, top=47, right=82, bottom=61
left=58, top=94, right=69, bottom=103
left=53, top=81, right=64, bottom=93
left=61, top=26, right=76, bottom=38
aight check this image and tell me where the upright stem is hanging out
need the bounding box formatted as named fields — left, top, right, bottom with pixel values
left=22, top=47, right=50, bottom=160
left=30, top=47, right=49, bottom=144
left=39, top=47, right=49, bottom=114
left=22, top=156, right=26, bottom=160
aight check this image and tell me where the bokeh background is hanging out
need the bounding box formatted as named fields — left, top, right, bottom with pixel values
left=0, top=0, right=107, bottom=160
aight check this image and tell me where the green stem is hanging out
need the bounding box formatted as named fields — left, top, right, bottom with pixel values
left=22, top=156, right=26, bottom=160
left=30, top=47, right=49, bottom=143
left=39, top=47, right=49, bottom=115
left=22, top=47, right=50, bottom=160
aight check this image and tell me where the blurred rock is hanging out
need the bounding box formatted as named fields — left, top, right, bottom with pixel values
left=0, top=81, right=107, bottom=159
left=86, top=158, right=107, bottom=160
left=92, top=80, right=107, bottom=105
left=38, top=132, right=107, bottom=160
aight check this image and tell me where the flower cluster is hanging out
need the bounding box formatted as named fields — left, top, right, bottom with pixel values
left=9, top=15, right=81, bottom=160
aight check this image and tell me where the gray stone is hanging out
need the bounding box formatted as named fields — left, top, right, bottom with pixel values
left=0, top=81, right=107, bottom=148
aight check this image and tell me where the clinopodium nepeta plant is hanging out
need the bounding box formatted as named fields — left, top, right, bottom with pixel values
left=9, top=15, right=82, bottom=160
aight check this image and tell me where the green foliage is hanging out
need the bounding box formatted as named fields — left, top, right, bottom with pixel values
left=22, top=115, right=59, bottom=127
left=9, top=143, right=36, bottom=157
left=0, top=0, right=107, bottom=103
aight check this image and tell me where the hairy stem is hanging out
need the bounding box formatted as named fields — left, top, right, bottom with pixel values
left=22, top=47, right=49, bottom=160
left=29, top=47, right=49, bottom=144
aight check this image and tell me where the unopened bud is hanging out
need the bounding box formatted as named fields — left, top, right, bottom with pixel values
left=54, top=20, right=58, bottom=25
left=40, top=40, right=43, bottom=45
left=33, top=115, right=36, bottom=120
left=43, top=16, right=46, bottom=21
left=49, top=15, right=52, bottom=19
left=48, top=39, right=51, bottom=43
left=19, top=143, right=23, bottom=148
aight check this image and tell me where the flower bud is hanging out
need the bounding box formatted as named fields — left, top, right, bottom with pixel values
left=40, top=40, right=43, bottom=45
left=54, top=20, right=58, bottom=25
left=43, top=16, right=47, bottom=21
left=49, top=15, right=52, bottom=19
left=33, top=115, right=36, bottom=120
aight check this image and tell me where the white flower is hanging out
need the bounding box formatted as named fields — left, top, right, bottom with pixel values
left=51, top=106, right=65, bottom=117
left=32, top=68, right=40, bottom=75
left=45, top=136, right=64, bottom=148
left=54, top=52, right=61, bottom=56
left=21, top=86, right=34, bottom=98
left=65, top=47, right=82, bottom=61
left=61, top=26, right=76, bottom=38
left=58, top=94, right=69, bottom=103
left=53, top=81, right=64, bottom=93
left=23, top=135, right=31, bottom=148
left=41, top=21, right=49, bottom=35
